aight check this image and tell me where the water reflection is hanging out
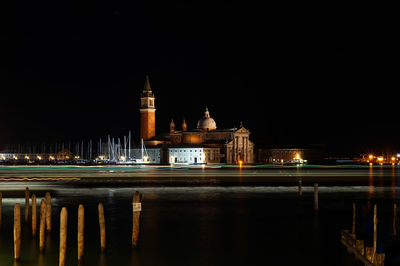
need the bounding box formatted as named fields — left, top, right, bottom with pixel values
left=37, top=252, right=45, bottom=266
left=379, top=167, right=385, bottom=195
left=396, top=169, right=400, bottom=200
left=238, top=165, right=243, bottom=183
left=391, top=168, right=397, bottom=199
left=2, top=168, right=400, bottom=265
left=368, top=166, right=374, bottom=199
left=393, top=203, right=397, bottom=236
left=45, top=234, right=52, bottom=252
left=99, top=252, right=107, bottom=266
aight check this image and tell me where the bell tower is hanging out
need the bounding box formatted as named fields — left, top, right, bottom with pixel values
left=140, top=74, right=156, bottom=140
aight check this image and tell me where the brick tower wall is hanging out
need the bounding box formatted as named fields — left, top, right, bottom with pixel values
left=140, top=111, right=155, bottom=140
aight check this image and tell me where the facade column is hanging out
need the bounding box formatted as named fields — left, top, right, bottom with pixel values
left=242, top=136, right=245, bottom=162
left=233, top=137, right=236, bottom=163
left=235, top=136, right=238, bottom=163
left=244, top=137, right=247, bottom=163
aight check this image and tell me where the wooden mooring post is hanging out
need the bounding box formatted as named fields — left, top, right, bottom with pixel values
left=14, top=203, right=21, bottom=261
left=314, top=183, right=318, bottom=213
left=40, top=199, right=46, bottom=251
left=59, top=207, right=68, bottom=266
left=32, top=194, right=37, bottom=236
left=25, top=187, right=30, bottom=223
left=98, top=203, right=106, bottom=252
left=341, top=203, right=385, bottom=266
left=352, top=202, right=356, bottom=236
left=132, top=191, right=143, bottom=247
left=78, top=204, right=85, bottom=263
left=298, top=179, right=302, bottom=197
left=45, top=192, right=52, bottom=232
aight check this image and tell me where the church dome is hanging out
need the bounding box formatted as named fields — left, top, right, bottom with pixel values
left=197, top=107, right=217, bottom=131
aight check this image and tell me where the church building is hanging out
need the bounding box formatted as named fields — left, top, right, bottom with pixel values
left=138, top=75, right=254, bottom=164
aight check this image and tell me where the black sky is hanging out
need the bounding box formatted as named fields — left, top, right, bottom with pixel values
left=1, top=1, right=399, bottom=153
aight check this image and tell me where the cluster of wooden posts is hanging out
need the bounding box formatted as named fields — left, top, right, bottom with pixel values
left=1, top=181, right=389, bottom=265
left=298, top=179, right=387, bottom=265
left=0, top=188, right=143, bottom=265
left=341, top=203, right=386, bottom=266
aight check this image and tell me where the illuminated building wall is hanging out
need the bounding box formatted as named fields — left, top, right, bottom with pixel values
left=168, top=147, right=220, bottom=164
left=131, top=148, right=161, bottom=164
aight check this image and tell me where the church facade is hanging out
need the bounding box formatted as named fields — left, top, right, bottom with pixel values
left=139, top=75, right=254, bottom=164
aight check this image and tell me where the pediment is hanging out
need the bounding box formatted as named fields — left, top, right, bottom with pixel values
left=235, top=127, right=250, bottom=134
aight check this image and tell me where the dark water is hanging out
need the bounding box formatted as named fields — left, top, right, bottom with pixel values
left=1, top=166, right=400, bottom=265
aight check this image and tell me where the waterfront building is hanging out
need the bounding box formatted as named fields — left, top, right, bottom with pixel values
left=357, top=153, right=400, bottom=165
left=130, top=147, right=162, bottom=164
left=168, top=146, right=220, bottom=164
left=140, top=76, right=254, bottom=164
left=0, top=152, right=70, bottom=163
left=256, top=145, right=326, bottom=164
left=258, top=148, right=306, bottom=164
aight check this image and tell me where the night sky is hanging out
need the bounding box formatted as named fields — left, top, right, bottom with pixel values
left=1, top=1, right=399, bottom=154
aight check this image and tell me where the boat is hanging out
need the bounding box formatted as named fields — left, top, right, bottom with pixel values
left=118, top=139, right=151, bottom=164
left=170, top=161, right=190, bottom=166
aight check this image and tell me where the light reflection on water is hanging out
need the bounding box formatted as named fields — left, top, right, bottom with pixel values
left=1, top=168, right=400, bottom=265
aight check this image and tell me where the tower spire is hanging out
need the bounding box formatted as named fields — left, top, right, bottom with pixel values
left=143, top=73, right=152, bottom=92
left=182, top=118, right=187, bottom=131
left=170, top=118, right=175, bottom=133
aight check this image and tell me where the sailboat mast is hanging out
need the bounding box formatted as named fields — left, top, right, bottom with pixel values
left=124, top=136, right=127, bottom=161
left=128, top=130, right=131, bottom=159
left=111, top=138, right=116, bottom=160
left=141, top=139, right=143, bottom=159
left=108, top=135, right=111, bottom=161
left=118, top=138, right=121, bottom=160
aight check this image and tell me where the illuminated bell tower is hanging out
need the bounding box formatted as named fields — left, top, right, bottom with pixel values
left=140, top=74, right=156, bottom=140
